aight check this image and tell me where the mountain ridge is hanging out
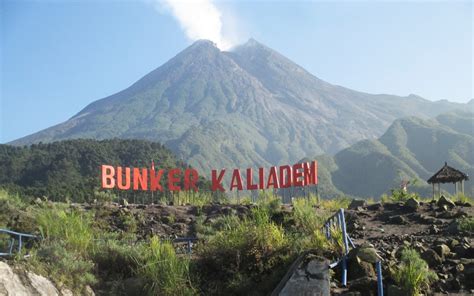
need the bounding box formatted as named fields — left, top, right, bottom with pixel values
left=315, top=110, right=474, bottom=198
left=10, top=39, right=470, bottom=174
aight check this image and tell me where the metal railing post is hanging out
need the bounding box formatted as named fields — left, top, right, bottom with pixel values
left=340, top=209, right=349, bottom=255
left=342, top=256, right=347, bottom=286
left=9, top=238, right=15, bottom=255
left=18, top=235, right=22, bottom=253
left=376, top=261, right=383, bottom=296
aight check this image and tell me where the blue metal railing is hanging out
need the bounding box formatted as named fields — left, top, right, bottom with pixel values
left=323, top=209, right=383, bottom=296
left=0, top=229, right=40, bottom=256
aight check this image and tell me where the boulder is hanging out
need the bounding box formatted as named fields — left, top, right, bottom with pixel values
left=434, top=244, right=451, bottom=258
left=0, top=262, right=66, bottom=296
left=421, top=249, right=443, bottom=267
left=349, top=245, right=382, bottom=264
left=349, top=199, right=367, bottom=210
left=437, top=195, right=455, bottom=209
left=348, top=257, right=376, bottom=279
left=27, top=272, right=59, bottom=296
left=348, top=276, right=377, bottom=296
left=274, top=255, right=330, bottom=296
left=404, top=198, right=419, bottom=211
left=0, top=262, right=31, bottom=295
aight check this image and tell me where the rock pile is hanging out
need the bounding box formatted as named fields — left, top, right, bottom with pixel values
left=335, top=196, right=473, bottom=295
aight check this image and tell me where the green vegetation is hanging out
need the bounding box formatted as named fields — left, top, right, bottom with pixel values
left=392, top=248, right=438, bottom=296
left=459, top=217, right=474, bottom=233
left=318, top=111, right=474, bottom=198
left=135, top=237, right=195, bottom=296
left=1, top=189, right=343, bottom=295
left=0, top=139, right=214, bottom=203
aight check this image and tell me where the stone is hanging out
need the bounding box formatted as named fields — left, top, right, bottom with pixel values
left=61, top=289, right=74, bottom=296
left=85, top=285, right=95, bottom=296
left=437, top=195, right=455, bottom=209
left=453, top=244, right=469, bottom=258
left=349, top=199, right=367, bottom=210
left=445, top=221, right=461, bottom=235
left=119, top=198, right=129, bottom=206
left=455, top=263, right=464, bottom=273
left=348, top=256, right=376, bottom=279
left=0, top=262, right=63, bottom=296
left=421, top=249, right=443, bottom=267
left=434, top=244, right=451, bottom=258
left=465, top=266, right=474, bottom=289
left=27, top=272, right=59, bottom=296
left=0, top=262, right=31, bottom=295
left=366, top=203, right=382, bottom=211
left=429, top=225, right=440, bottom=234
left=349, top=245, right=382, bottom=264
left=349, top=276, right=377, bottom=296
left=275, top=256, right=330, bottom=296
left=388, top=215, right=406, bottom=225
left=405, top=198, right=419, bottom=210
left=448, top=239, right=460, bottom=249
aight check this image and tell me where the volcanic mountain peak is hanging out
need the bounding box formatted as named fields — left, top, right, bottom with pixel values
left=10, top=39, right=468, bottom=173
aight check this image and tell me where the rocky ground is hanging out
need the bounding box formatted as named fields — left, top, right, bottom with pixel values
left=333, top=197, right=473, bottom=295
left=2, top=197, right=472, bottom=295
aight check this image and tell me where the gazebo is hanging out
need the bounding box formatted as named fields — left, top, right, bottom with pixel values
left=427, top=162, right=469, bottom=199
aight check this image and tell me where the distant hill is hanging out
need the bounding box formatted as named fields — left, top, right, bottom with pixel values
left=10, top=39, right=468, bottom=173
left=0, top=139, right=210, bottom=202
left=315, top=110, right=474, bottom=198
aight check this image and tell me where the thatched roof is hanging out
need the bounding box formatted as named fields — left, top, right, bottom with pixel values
left=427, top=162, right=469, bottom=184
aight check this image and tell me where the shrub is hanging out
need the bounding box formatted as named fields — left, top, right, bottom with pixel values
left=393, top=248, right=437, bottom=296
left=390, top=188, right=420, bottom=202
left=30, top=241, right=97, bottom=291
left=36, top=205, right=94, bottom=254
left=198, top=211, right=290, bottom=294
left=135, top=237, right=195, bottom=296
left=452, top=193, right=473, bottom=205
left=292, top=198, right=325, bottom=235
left=459, top=217, right=474, bottom=232
left=318, top=196, right=351, bottom=211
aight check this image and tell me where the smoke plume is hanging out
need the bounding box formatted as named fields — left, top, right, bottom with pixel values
left=157, top=0, right=233, bottom=50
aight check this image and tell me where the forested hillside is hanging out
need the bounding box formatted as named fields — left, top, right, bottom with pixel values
left=315, top=110, right=473, bottom=198
left=0, top=139, right=210, bottom=202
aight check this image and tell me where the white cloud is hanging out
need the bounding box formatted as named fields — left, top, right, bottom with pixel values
left=156, top=0, right=234, bottom=50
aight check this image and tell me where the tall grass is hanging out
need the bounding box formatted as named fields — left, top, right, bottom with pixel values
left=393, top=248, right=437, bottom=296
left=36, top=206, right=94, bottom=254
left=135, top=237, right=195, bottom=296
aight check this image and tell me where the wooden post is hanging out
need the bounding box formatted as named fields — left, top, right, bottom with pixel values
left=432, top=183, right=435, bottom=200
left=461, top=180, right=464, bottom=194
left=454, top=182, right=458, bottom=196
left=438, top=183, right=441, bottom=198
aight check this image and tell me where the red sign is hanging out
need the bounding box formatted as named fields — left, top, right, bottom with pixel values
left=101, top=161, right=317, bottom=192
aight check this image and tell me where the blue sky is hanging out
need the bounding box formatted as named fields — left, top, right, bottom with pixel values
left=1, top=0, right=472, bottom=143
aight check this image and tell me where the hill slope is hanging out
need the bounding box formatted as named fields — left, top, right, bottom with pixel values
left=10, top=39, right=468, bottom=172
left=316, top=110, right=474, bottom=198
left=0, top=139, right=210, bottom=202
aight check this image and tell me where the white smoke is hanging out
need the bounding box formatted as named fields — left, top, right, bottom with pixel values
left=157, top=0, right=233, bottom=50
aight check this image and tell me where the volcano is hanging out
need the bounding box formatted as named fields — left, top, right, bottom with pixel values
left=11, top=39, right=467, bottom=172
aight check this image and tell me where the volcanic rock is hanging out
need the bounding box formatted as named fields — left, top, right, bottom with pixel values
left=437, top=196, right=455, bottom=209
left=421, top=249, right=443, bottom=267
